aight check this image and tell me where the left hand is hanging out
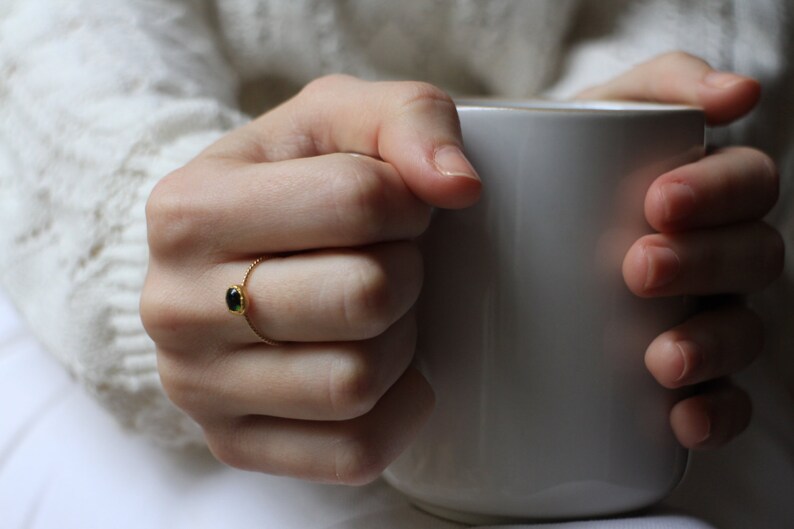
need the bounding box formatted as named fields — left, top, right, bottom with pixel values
left=578, top=51, right=784, bottom=449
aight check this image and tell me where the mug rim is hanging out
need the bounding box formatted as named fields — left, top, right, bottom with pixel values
left=455, top=98, right=702, bottom=115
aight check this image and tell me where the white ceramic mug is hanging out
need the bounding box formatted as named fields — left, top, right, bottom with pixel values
left=383, top=100, right=705, bottom=524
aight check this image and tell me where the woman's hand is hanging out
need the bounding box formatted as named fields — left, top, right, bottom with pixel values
left=579, top=51, right=784, bottom=449
left=141, top=76, right=480, bottom=484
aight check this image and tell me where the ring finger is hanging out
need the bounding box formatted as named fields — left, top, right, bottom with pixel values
left=235, top=241, right=422, bottom=343
left=144, top=241, right=422, bottom=350
left=202, top=367, right=435, bottom=484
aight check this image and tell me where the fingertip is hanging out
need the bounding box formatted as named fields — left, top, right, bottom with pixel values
left=623, top=239, right=682, bottom=298
left=645, top=174, right=697, bottom=233
left=697, top=75, right=762, bottom=125
left=385, top=141, right=482, bottom=209
left=436, top=175, right=483, bottom=209
left=433, top=145, right=480, bottom=181
left=423, top=146, right=482, bottom=209
left=416, top=162, right=483, bottom=209
left=671, top=387, right=753, bottom=449
left=645, top=336, right=688, bottom=389
left=622, top=244, right=645, bottom=296
left=671, top=396, right=713, bottom=449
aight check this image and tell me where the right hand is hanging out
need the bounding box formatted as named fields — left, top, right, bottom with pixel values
left=141, top=75, right=481, bottom=484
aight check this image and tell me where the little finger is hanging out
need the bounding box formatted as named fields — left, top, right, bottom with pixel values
left=670, top=382, right=752, bottom=449
left=203, top=367, right=435, bottom=484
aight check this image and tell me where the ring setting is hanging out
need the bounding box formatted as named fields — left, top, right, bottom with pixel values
left=225, top=284, right=247, bottom=314
left=226, top=256, right=281, bottom=346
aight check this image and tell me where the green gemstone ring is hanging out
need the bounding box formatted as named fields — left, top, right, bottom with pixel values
left=225, top=284, right=247, bottom=314
left=226, top=256, right=282, bottom=346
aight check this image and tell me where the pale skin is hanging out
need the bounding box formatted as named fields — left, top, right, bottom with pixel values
left=141, top=52, right=784, bottom=484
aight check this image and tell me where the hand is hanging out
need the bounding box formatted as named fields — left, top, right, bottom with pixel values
left=579, top=52, right=784, bottom=449
left=141, top=76, right=481, bottom=484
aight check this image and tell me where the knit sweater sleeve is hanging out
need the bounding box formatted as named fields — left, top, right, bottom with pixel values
left=0, top=0, right=248, bottom=445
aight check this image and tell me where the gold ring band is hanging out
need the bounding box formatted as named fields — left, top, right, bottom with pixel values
left=226, top=256, right=282, bottom=346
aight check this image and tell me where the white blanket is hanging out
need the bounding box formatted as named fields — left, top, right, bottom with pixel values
left=2, top=292, right=791, bottom=529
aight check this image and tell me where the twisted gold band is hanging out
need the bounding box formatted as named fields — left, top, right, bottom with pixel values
left=226, top=256, right=282, bottom=346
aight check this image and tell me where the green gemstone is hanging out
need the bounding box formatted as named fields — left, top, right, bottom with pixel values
left=226, top=285, right=245, bottom=314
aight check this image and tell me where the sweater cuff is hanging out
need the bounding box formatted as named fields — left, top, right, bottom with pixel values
left=93, top=131, right=227, bottom=446
left=5, top=119, right=247, bottom=447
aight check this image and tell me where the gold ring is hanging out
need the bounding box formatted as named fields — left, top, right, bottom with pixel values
left=226, top=256, right=282, bottom=346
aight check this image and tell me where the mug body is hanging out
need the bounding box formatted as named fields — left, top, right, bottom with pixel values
left=383, top=101, right=705, bottom=523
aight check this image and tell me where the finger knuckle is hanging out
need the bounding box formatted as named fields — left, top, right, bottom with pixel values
left=204, top=424, right=255, bottom=471
left=140, top=279, right=184, bottom=342
left=156, top=352, right=204, bottom=415
left=333, top=157, right=391, bottom=242
left=333, top=433, right=389, bottom=485
left=342, top=256, right=393, bottom=337
left=300, top=74, right=359, bottom=100
left=140, top=278, right=209, bottom=346
left=327, top=348, right=380, bottom=419
left=390, top=80, right=455, bottom=114
left=659, top=50, right=704, bottom=67
left=145, top=167, right=207, bottom=257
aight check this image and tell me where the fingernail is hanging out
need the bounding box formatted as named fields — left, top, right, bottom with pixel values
left=695, top=411, right=712, bottom=445
left=644, top=246, right=681, bottom=290
left=660, top=182, right=696, bottom=223
left=673, top=340, right=703, bottom=382
left=434, top=145, right=480, bottom=181
left=703, top=71, right=745, bottom=89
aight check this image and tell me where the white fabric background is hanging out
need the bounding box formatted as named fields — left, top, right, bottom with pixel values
left=2, top=291, right=792, bottom=529
left=1, top=2, right=793, bottom=527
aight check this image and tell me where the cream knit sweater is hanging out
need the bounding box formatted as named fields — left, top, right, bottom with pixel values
left=1, top=0, right=792, bottom=446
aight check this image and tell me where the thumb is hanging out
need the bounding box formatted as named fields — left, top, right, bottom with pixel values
left=576, top=51, right=761, bottom=126
left=246, top=75, right=482, bottom=210
left=376, top=84, right=483, bottom=210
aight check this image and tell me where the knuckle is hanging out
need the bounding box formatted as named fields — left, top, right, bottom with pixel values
left=139, top=279, right=182, bottom=342
left=333, top=434, right=389, bottom=485
left=145, top=167, right=206, bottom=257
left=204, top=424, right=253, bottom=471
left=333, top=157, right=391, bottom=242
left=300, top=74, right=359, bottom=100
left=156, top=352, right=203, bottom=415
left=139, top=278, right=208, bottom=345
left=389, top=80, right=455, bottom=114
left=342, top=256, right=393, bottom=337
left=328, top=348, right=380, bottom=419
left=659, top=50, right=703, bottom=67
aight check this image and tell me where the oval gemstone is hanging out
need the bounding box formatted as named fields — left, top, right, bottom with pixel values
left=226, top=285, right=245, bottom=314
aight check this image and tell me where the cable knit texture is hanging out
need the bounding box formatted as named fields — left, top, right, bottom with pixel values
left=0, top=0, right=792, bottom=447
